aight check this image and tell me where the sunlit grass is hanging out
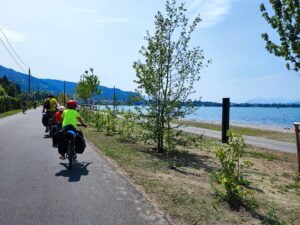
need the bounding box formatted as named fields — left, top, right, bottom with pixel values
left=0, top=109, right=22, bottom=118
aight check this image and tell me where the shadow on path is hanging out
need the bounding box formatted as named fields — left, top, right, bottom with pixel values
left=55, top=162, right=91, bottom=182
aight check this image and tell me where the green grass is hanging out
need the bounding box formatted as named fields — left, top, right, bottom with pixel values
left=176, top=120, right=296, bottom=143
left=0, top=109, right=22, bottom=118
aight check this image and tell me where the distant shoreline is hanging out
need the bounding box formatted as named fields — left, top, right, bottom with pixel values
left=187, top=102, right=300, bottom=108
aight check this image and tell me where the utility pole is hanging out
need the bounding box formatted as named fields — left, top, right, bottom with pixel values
left=113, top=86, right=116, bottom=110
left=63, top=80, right=66, bottom=106
left=37, top=83, right=40, bottom=102
left=28, top=68, right=31, bottom=101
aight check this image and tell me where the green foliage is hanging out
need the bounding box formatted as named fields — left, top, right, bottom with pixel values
left=214, top=131, right=255, bottom=208
left=0, top=84, right=7, bottom=96
left=81, top=107, right=118, bottom=136
left=118, top=111, right=136, bottom=142
left=103, top=108, right=117, bottom=136
left=260, top=0, right=300, bottom=73
left=0, top=76, right=20, bottom=97
left=0, top=96, right=21, bottom=113
left=57, top=93, right=69, bottom=106
left=76, top=68, right=101, bottom=104
left=80, top=107, right=94, bottom=124
left=133, top=0, right=209, bottom=153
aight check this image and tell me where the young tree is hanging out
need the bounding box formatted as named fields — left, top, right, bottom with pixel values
left=76, top=68, right=101, bottom=104
left=133, top=0, right=209, bottom=153
left=260, top=0, right=300, bottom=73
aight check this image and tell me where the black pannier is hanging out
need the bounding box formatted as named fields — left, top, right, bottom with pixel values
left=52, top=128, right=63, bottom=147
left=42, top=113, right=48, bottom=127
left=75, top=130, right=86, bottom=154
left=56, top=129, right=86, bottom=155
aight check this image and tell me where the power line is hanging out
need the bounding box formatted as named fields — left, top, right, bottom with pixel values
left=0, top=37, right=26, bottom=73
left=0, top=27, right=29, bottom=69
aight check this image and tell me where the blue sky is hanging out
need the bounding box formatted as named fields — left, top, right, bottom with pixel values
left=0, top=0, right=299, bottom=103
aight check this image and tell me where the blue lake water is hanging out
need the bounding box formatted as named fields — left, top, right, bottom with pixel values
left=185, top=107, right=300, bottom=129
left=97, top=105, right=300, bottom=129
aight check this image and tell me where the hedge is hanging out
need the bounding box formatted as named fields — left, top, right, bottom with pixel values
left=0, top=96, right=21, bottom=113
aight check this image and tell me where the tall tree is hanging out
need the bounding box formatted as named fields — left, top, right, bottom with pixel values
left=75, top=68, right=101, bottom=104
left=0, top=84, right=7, bottom=96
left=260, top=0, right=300, bottom=73
left=133, top=0, right=209, bottom=153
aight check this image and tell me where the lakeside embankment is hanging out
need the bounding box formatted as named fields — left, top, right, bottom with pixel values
left=177, top=120, right=296, bottom=143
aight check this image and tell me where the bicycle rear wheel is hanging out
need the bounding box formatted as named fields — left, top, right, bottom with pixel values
left=67, top=143, right=75, bottom=170
left=49, top=118, right=53, bottom=137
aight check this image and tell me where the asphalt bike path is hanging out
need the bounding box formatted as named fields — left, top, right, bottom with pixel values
left=0, top=109, right=170, bottom=225
left=178, top=126, right=296, bottom=153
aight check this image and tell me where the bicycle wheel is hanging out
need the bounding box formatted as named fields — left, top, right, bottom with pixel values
left=67, top=143, right=75, bottom=170
left=49, top=118, right=53, bottom=137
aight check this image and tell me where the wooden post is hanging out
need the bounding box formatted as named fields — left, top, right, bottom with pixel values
left=222, top=98, right=230, bottom=143
left=294, top=122, right=300, bottom=174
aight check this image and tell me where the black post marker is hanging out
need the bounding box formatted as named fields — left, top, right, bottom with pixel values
left=222, top=98, right=230, bottom=143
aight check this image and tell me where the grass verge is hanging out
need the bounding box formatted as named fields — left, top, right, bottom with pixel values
left=0, top=109, right=22, bottom=118
left=176, top=120, right=296, bottom=143
left=83, top=127, right=300, bottom=225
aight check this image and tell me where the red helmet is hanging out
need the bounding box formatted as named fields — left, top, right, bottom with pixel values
left=67, top=100, right=78, bottom=109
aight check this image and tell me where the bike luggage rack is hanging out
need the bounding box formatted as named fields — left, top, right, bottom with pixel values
left=294, top=122, right=300, bottom=175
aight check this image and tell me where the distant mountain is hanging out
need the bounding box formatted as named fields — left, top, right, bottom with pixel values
left=0, top=65, right=136, bottom=102
left=247, top=98, right=300, bottom=104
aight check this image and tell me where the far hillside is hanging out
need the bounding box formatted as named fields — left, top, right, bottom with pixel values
left=0, top=65, right=136, bottom=103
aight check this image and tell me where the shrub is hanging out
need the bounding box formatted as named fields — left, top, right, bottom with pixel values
left=214, top=131, right=255, bottom=209
left=0, top=96, right=21, bottom=113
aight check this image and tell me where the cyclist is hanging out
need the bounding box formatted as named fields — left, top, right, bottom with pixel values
left=22, top=101, right=27, bottom=114
left=43, top=95, right=58, bottom=132
left=59, top=100, right=86, bottom=160
left=33, top=101, right=37, bottom=109
left=54, top=105, right=65, bottom=128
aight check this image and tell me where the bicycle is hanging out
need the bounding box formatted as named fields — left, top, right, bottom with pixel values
left=64, top=124, right=86, bottom=170
left=45, top=112, right=54, bottom=137
left=65, top=129, right=77, bottom=170
left=22, top=105, right=27, bottom=114
left=48, top=116, right=54, bottom=137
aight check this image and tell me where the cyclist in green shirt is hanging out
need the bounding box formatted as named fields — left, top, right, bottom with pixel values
left=59, top=100, right=86, bottom=160
left=62, top=100, right=86, bottom=129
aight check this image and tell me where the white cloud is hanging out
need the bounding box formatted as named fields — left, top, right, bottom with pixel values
left=0, top=27, right=26, bottom=43
left=188, top=0, right=232, bottom=28
left=70, top=7, right=94, bottom=14
left=98, top=17, right=128, bottom=24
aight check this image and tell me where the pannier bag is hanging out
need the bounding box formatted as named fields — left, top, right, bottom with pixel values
left=57, top=130, right=86, bottom=155
left=75, top=131, right=86, bottom=154
left=44, top=99, right=50, bottom=110
left=42, top=113, right=48, bottom=127
left=52, top=129, right=63, bottom=147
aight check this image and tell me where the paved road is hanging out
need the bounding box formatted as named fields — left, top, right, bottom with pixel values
left=178, top=126, right=297, bottom=153
left=0, top=109, right=170, bottom=225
